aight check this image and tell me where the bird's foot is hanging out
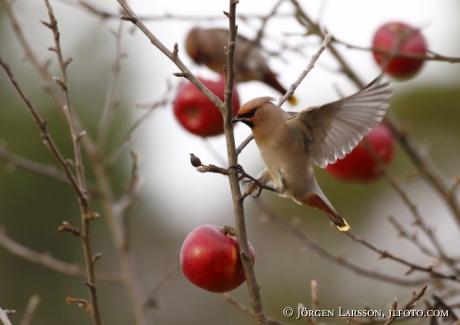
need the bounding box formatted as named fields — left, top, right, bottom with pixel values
left=228, top=165, right=274, bottom=198
left=242, top=182, right=264, bottom=199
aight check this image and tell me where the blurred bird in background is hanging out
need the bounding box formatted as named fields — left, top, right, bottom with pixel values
left=185, top=27, right=297, bottom=105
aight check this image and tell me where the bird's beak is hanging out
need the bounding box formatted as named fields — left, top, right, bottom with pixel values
left=231, top=116, right=242, bottom=124
left=231, top=115, right=254, bottom=128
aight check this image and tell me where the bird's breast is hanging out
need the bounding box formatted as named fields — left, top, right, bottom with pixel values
left=256, top=131, right=313, bottom=200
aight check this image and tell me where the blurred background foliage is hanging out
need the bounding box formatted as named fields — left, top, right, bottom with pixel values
left=0, top=0, right=459, bottom=324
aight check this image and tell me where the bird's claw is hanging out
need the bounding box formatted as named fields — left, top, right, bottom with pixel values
left=229, top=164, right=275, bottom=198
left=242, top=180, right=262, bottom=199
left=228, top=164, right=244, bottom=174
left=249, top=182, right=263, bottom=198
left=228, top=164, right=251, bottom=180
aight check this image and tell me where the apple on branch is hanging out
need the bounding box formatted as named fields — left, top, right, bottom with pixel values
left=372, top=22, right=427, bottom=80
left=180, top=225, right=255, bottom=293
left=173, top=76, right=240, bottom=137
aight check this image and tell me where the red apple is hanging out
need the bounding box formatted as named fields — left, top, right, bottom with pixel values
left=180, top=224, right=255, bottom=293
left=372, top=22, right=427, bottom=80
left=173, top=76, right=240, bottom=137
left=326, top=124, right=394, bottom=182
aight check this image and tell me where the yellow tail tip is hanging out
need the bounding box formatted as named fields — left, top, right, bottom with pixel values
left=288, top=95, right=298, bottom=106
left=337, top=220, right=350, bottom=232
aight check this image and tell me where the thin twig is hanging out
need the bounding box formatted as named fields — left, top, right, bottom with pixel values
left=41, top=1, right=102, bottom=323
left=97, top=20, right=125, bottom=152
left=0, top=57, right=84, bottom=200
left=333, top=37, right=460, bottom=63
left=384, top=284, right=428, bottom=325
left=116, top=0, right=224, bottom=113
left=253, top=199, right=428, bottom=286
left=277, top=33, right=332, bottom=107
left=63, top=0, right=292, bottom=22
left=113, top=151, right=141, bottom=219
left=345, top=232, right=458, bottom=282
left=222, top=293, right=291, bottom=325
left=19, top=295, right=40, bottom=325
left=388, top=216, right=436, bottom=259
left=0, top=145, right=71, bottom=184
left=1, top=0, right=63, bottom=109
left=105, top=93, right=170, bottom=169
left=311, top=280, right=319, bottom=311
left=0, top=145, right=99, bottom=195
left=236, top=134, right=255, bottom=155
left=0, top=308, right=14, bottom=325
left=92, top=167, right=149, bottom=325
left=144, top=260, right=181, bottom=309
left=361, top=139, right=458, bottom=274
left=0, top=0, right=97, bottom=156
left=0, top=227, right=121, bottom=282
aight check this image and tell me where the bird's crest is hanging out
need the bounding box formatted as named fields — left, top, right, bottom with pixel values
left=238, top=97, right=276, bottom=115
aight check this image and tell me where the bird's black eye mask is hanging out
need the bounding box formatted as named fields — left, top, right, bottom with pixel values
left=237, top=107, right=258, bottom=119
left=232, top=107, right=259, bottom=128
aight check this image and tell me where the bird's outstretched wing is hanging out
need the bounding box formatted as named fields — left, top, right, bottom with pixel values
left=285, top=78, right=392, bottom=168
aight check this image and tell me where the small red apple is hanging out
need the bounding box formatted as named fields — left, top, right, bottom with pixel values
left=180, top=224, right=255, bottom=293
left=372, top=22, right=427, bottom=80
left=326, top=124, right=394, bottom=182
left=173, top=76, right=240, bottom=137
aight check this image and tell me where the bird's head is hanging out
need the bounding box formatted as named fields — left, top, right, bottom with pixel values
left=231, top=97, right=275, bottom=128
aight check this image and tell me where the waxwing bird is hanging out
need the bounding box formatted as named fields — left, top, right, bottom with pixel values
left=185, top=27, right=297, bottom=105
left=231, top=78, right=392, bottom=231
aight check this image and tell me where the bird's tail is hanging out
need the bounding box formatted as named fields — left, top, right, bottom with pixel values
left=263, top=71, right=298, bottom=106
left=301, top=194, right=350, bottom=231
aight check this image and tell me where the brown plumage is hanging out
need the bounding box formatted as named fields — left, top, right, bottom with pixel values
left=185, top=27, right=297, bottom=105
left=232, top=78, right=393, bottom=231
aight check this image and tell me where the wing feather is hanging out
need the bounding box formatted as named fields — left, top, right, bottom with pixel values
left=285, top=78, right=392, bottom=168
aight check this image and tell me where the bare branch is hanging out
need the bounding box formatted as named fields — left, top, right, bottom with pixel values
left=116, top=0, right=225, bottom=114
left=236, top=133, right=254, bottom=155
left=0, top=146, right=100, bottom=196
left=0, top=145, right=69, bottom=184
left=311, top=280, right=319, bottom=311
left=105, top=91, right=171, bottom=169
left=62, top=0, right=292, bottom=22
left=0, top=57, right=85, bottom=206
left=388, top=216, right=436, bottom=258
left=0, top=227, right=121, bottom=282
left=19, top=295, right=40, bottom=325
left=41, top=1, right=102, bottom=322
left=345, top=232, right=458, bottom=282
left=0, top=0, right=97, bottom=156
left=97, top=21, right=125, bottom=151
left=0, top=308, right=14, bottom=325
left=254, top=199, right=428, bottom=286
left=384, top=284, right=428, bottom=325
left=362, top=139, right=458, bottom=273
left=113, top=151, right=141, bottom=221
left=277, top=33, right=332, bottom=107
left=333, top=37, right=460, bottom=63
left=222, top=293, right=291, bottom=325
left=0, top=0, right=63, bottom=108
left=144, top=260, right=181, bottom=309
